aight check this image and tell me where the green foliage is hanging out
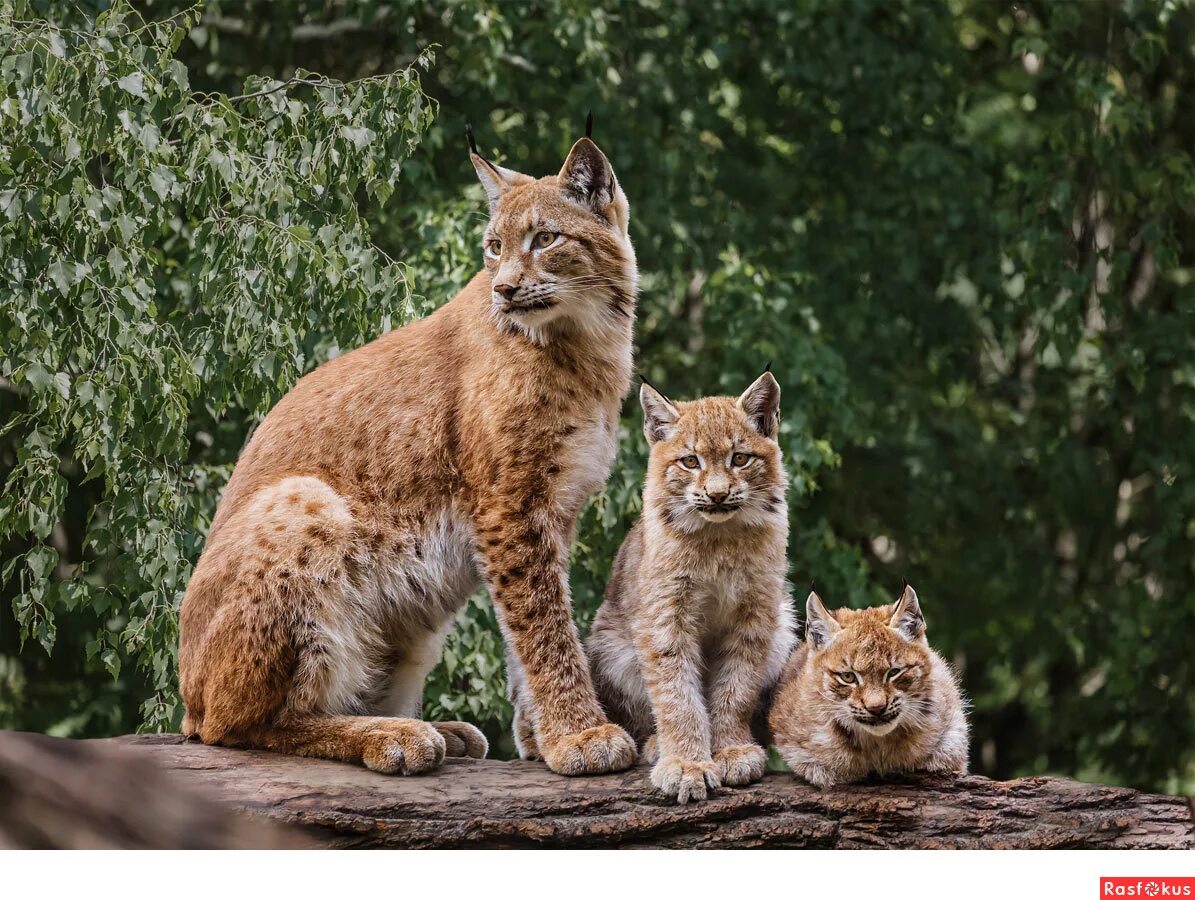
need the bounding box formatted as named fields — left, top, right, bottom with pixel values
left=0, top=0, right=434, bottom=728
left=1, top=0, right=1191, bottom=792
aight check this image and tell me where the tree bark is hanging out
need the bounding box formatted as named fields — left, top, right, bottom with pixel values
left=0, top=731, right=306, bottom=848
left=86, top=734, right=1195, bottom=849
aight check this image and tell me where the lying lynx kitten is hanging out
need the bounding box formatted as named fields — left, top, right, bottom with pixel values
left=587, top=372, right=796, bottom=803
left=769, top=582, right=969, bottom=788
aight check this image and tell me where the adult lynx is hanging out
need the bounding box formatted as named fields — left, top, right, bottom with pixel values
left=179, top=123, right=638, bottom=776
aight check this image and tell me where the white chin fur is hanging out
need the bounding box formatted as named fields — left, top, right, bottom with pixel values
left=853, top=718, right=900, bottom=737
left=698, top=509, right=739, bottom=523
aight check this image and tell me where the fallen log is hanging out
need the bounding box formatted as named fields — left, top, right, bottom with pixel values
left=0, top=731, right=306, bottom=848
left=89, top=734, right=1194, bottom=849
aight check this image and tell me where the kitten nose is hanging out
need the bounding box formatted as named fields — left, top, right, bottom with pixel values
left=707, top=490, right=729, bottom=504
left=865, top=700, right=888, bottom=717
left=494, top=283, right=519, bottom=301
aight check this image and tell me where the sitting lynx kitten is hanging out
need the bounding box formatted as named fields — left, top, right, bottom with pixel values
left=587, top=372, right=796, bottom=803
left=769, top=582, right=969, bottom=788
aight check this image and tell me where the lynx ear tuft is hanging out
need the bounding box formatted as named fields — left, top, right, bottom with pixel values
left=585, top=110, right=593, bottom=139
left=737, top=370, right=781, bottom=439
left=468, top=126, right=534, bottom=214
left=640, top=380, right=680, bottom=445
left=805, top=589, right=841, bottom=651
left=889, top=582, right=926, bottom=641
left=559, top=137, right=626, bottom=231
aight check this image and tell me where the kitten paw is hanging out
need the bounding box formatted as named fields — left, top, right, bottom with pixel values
left=794, top=762, right=837, bottom=789
left=361, top=719, right=447, bottom=775
left=541, top=723, right=637, bottom=775
left=640, top=733, right=660, bottom=765
left=651, top=756, right=722, bottom=803
left=432, top=721, right=488, bottom=759
left=713, top=743, right=767, bottom=786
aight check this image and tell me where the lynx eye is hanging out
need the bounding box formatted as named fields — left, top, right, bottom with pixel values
left=731, top=452, right=751, bottom=467
left=532, top=231, right=558, bottom=250
left=886, top=666, right=905, bottom=681
left=484, top=239, right=502, bottom=259
left=836, top=671, right=858, bottom=685
left=680, top=455, right=700, bottom=470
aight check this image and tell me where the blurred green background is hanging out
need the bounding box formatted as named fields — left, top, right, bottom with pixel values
left=2, top=0, right=1192, bottom=793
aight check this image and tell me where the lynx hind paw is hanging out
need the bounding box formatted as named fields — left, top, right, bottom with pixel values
left=541, top=723, right=637, bottom=776
left=362, top=719, right=447, bottom=775
left=513, top=710, right=541, bottom=760
left=433, top=721, right=489, bottom=759
left=640, top=733, right=659, bottom=765
left=713, top=743, right=767, bottom=786
left=651, top=756, right=722, bottom=804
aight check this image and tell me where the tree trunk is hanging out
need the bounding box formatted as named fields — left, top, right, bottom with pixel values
left=81, top=734, right=1195, bottom=849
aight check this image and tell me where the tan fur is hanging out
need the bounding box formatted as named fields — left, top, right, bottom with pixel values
left=179, top=131, right=639, bottom=776
left=586, top=374, right=796, bottom=802
left=768, top=584, right=969, bottom=788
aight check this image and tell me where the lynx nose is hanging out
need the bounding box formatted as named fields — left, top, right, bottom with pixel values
left=707, top=490, right=729, bottom=504
left=865, top=700, right=888, bottom=717
left=494, top=283, right=519, bottom=301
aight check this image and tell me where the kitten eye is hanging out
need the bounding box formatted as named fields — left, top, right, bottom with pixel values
left=532, top=231, right=558, bottom=249
left=836, top=671, right=857, bottom=685
left=484, top=239, right=502, bottom=259
left=731, top=452, right=751, bottom=467
left=680, top=455, right=700, bottom=470
left=886, top=667, right=905, bottom=681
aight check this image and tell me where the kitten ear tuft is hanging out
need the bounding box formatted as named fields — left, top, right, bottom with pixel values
left=737, top=369, right=781, bottom=438
left=889, top=582, right=926, bottom=641
left=805, top=589, right=840, bottom=651
left=640, top=380, right=680, bottom=445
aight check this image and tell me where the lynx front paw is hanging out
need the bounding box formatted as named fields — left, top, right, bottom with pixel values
left=794, top=761, right=837, bottom=789
left=713, top=743, right=767, bottom=787
left=541, top=723, right=637, bottom=775
left=361, top=719, right=447, bottom=775
left=651, top=756, right=721, bottom=804
left=433, top=721, right=489, bottom=759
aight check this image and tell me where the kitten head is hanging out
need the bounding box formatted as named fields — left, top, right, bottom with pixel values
left=468, top=120, right=636, bottom=337
left=641, top=371, right=786, bottom=532
left=804, top=582, right=933, bottom=737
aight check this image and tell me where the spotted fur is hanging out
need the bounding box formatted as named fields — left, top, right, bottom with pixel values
left=768, top=583, right=970, bottom=788
left=586, top=373, right=796, bottom=802
left=179, top=129, right=639, bottom=776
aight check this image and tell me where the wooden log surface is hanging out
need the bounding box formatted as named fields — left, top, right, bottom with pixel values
left=73, top=734, right=1193, bottom=850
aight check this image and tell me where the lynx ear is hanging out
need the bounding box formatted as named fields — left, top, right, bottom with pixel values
left=640, top=381, right=679, bottom=445
left=805, top=587, right=841, bottom=651
left=558, top=136, right=629, bottom=234
left=467, top=124, right=532, bottom=213
left=889, top=580, right=926, bottom=642
left=737, top=369, right=781, bottom=439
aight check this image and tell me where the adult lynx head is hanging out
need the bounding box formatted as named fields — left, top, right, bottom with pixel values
left=804, top=582, right=934, bottom=736
left=468, top=119, right=635, bottom=338
left=640, top=370, right=786, bottom=532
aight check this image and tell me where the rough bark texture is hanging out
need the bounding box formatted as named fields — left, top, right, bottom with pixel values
left=93, top=734, right=1195, bottom=849
left=0, top=731, right=307, bottom=848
